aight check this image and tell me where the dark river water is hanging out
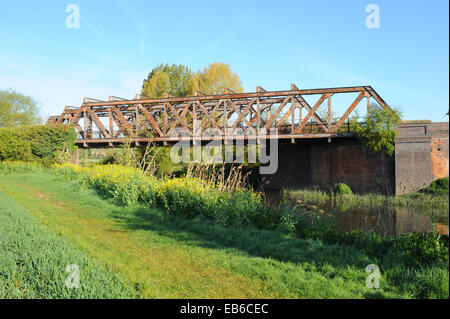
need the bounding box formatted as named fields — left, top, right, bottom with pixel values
left=335, top=207, right=448, bottom=236
left=263, top=191, right=449, bottom=237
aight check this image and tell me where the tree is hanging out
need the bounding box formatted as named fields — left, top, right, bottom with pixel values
left=350, top=104, right=401, bottom=156
left=141, top=62, right=243, bottom=98
left=0, top=89, right=42, bottom=127
left=192, top=62, right=243, bottom=95
left=142, top=64, right=194, bottom=98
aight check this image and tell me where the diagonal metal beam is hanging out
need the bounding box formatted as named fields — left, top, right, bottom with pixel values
left=87, top=108, right=110, bottom=138
left=264, top=96, right=292, bottom=128
left=294, top=95, right=329, bottom=132
left=138, top=105, right=165, bottom=137
left=293, top=94, right=329, bottom=134
left=333, top=91, right=366, bottom=132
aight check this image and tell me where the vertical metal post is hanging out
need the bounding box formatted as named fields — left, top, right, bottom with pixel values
left=164, top=103, right=168, bottom=134
left=223, top=100, right=227, bottom=130
left=109, top=108, right=113, bottom=138
left=71, top=147, right=79, bottom=165
left=328, top=94, right=332, bottom=133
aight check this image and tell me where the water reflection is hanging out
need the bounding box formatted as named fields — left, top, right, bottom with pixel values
left=337, top=207, right=449, bottom=236
left=263, top=190, right=449, bottom=237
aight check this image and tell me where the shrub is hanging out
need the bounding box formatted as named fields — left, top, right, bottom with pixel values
left=392, top=231, right=449, bottom=266
left=350, top=105, right=401, bottom=156
left=334, top=183, right=353, bottom=195
left=0, top=125, right=76, bottom=163
left=155, top=177, right=264, bottom=226
left=278, top=202, right=339, bottom=237
left=81, top=165, right=157, bottom=206
left=49, top=163, right=266, bottom=227
left=421, top=178, right=449, bottom=197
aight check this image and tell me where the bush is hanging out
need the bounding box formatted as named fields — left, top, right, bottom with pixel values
left=334, top=183, right=353, bottom=195
left=0, top=125, right=76, bottom=163
left=421, top=178, right=449, bottom=197
left=49, top=163, right=266, bottom=228
left=278, top=202, right=339, bottom=237
left=350, top=105, right=401, bottom=156
left=81, top=165, right=157, bottom=206
left=155, top=177, right=265, bottom=226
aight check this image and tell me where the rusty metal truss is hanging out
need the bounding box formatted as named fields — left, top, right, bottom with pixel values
left=48, top=85, right=389, bottom=147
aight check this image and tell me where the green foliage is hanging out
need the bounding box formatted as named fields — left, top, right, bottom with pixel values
left=78, top=165, right=158, bottom=206
left=1, top=164, right=449, bottom=298
left=153, top=147, right=177, bottom=176
left=0, top=89, right=42, bottom=127
left=320, top=229, right=448, bottom=267
left=142, top=64, right=194, bottom=98
left=107, top=144, right=177, bottom=177
left=0, top=192, right=132, bottom=298
left=392, top=231, right=449, bottom=266
left=0, top=161, right=44, bottom=174
left=284, top=188, right=449, bottom=211
left=0, top=125, right=76, bottom=163
left=334, top=183, right=353, bottom=195
left=141, top=62, right=243, bottom=98
left=192, top=62, right=243, bottom=94
left=51, top=163, right=449, bottom=272
left=350, top=104, right=401, bottom=156
left=278, top=204, right=338, bottom=237
left=51, top=164, right=265, bottom=227
left=156, top=178, right=265, bottom=227
left=421, top=178, right=449, bottom=197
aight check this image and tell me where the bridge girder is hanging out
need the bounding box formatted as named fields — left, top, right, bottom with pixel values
left=48, top=85, right=389, bottom=146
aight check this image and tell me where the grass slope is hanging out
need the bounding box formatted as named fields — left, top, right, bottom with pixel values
left=0, top=191, right=132, bottom=298
left=0, top=172, right=447, bottom=298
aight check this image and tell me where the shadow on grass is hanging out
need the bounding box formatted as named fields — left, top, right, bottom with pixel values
left=110, top=205, right=375, bottom=270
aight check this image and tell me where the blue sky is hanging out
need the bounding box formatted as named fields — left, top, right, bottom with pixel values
left=0, top=0, right=448, bottom=121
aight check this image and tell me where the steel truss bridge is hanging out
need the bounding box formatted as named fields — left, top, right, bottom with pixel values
left=48, top=85, right=389, bottom=147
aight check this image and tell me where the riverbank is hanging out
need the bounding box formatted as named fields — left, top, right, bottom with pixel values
left=0, top=162, right=448, bottom=298
left=282, top=186, right=448, bottom=211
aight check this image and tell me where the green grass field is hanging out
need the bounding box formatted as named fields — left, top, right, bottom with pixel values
left=0, top=172, right=448, bottom=299
left=0, top=190, right=132, bottom=298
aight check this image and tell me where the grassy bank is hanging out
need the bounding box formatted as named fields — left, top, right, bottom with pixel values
left=0, top=162, right=448, bottom=298
left=0, top=172, right=396, bottom=298
left=0, top=191, right=132, bottom=298
left=282, top=187, right=449, bottom=212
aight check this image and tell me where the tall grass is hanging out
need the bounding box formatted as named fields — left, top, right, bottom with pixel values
left=0, top=191, right=133, bottom=298
left=186, top=162, right=251, bottom=192
left=1, top=171, right=448, bottom=298
left=283, top=188, right=449, bottom=211
left=50, top=163, right=268, bottom=227
left=1, top=162, right=449, bottom=298
left=0, top=161, right=44, bottom=175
